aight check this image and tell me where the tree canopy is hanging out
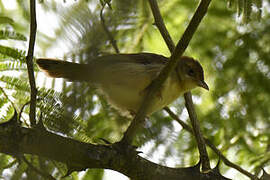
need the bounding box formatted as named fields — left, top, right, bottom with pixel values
left=0, top=0, right=269, bottom=180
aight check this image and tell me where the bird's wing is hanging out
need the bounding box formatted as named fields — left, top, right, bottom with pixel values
left=91, top=53, right=168, bottom=89
left=94, top=53, right=168, bottom=65
left=121, top=53, right=168, bottom=65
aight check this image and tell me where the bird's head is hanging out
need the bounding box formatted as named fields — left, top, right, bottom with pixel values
left=176, top=56, right=209, bottom=91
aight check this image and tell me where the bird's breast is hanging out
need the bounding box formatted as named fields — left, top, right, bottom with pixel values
left=146, top=76, right=184, bottom=115
left=97, top=74, right=184, bottom=116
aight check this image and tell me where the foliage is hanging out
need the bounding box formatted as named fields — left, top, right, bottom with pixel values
left=227, top=0, right=262, bottom=22
left=0, top=0, right=269, bottom=179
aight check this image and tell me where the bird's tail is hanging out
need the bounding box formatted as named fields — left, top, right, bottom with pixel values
left=36, top=58, right=90, bottom=81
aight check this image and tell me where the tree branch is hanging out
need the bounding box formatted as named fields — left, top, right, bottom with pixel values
left=163, top=107, right=259, bottom=180
left=147, top=0, right=211, bottom=171
left=0, top=86, right=17, bottom=111
left=0, top=121, right=230, bottom=180
left=100, top=5, right=120, bottom=54
left=148, top=0, right=175, bottom=53
left=25, top=0, right=37, bottom=126
left=184, top=92, right=210, bottom=171
left=18, top=101, right=31, bottom=125
left=121, top=0, right=212, bottom=153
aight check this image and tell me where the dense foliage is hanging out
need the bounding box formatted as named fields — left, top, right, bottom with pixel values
left=0, top=0, right=269, bottom=179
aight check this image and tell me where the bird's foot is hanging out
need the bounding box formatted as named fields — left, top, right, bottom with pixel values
left=112, top=138, right=140, bottom=155
left=99, top=138, right=140, bottom=155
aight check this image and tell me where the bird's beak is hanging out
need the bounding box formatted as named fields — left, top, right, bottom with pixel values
left=197, top=80, right=209, bottom=91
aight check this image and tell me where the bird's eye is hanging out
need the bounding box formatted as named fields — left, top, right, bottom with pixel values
left=188, top=69, right=195, bottom=76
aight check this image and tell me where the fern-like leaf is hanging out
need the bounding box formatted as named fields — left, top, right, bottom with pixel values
left=0, top=45, right=26, bottom=61
left=0, top=76, right=30, bottom=92
left=0, top=61, right=26, bottom=71
left=37, top=87, right=83, bottom=135
left=0, top=95, right=8, bottom=110
left=0, top=104, right=14, bottom=123
left=0, top=30, right=27, bottom=41
left=228, top=0, right=262, bottom=23
left=244, top=0, right=252, bottom=22
left=0, top=16, right=14, bottom=25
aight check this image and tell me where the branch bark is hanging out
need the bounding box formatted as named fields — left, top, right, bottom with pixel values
left=26, top=0, right=37, bottom=126
left=148, top=0, right=211, bottom=171
left=0, top=119, right=230, bottom=180
left=184, top=92, right=210, bottom=171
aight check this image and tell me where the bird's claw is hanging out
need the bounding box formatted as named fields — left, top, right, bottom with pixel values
left=99, top=137, right=140, bottom=154
left=112, top=138, right=140, bottom=155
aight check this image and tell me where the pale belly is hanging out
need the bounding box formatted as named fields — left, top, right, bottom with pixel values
left=98, top=76, right=184, bottom=116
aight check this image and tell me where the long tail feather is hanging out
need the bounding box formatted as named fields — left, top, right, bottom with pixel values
left=36, top=58, right=90, bottom=81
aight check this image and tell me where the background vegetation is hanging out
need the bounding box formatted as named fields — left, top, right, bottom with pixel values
left=0, top=0, right=269, bottom=179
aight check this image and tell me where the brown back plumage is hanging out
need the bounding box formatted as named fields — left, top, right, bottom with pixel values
left=37, top=54, right=205, bottom=84
left=36, top=58, right=90, bottom=81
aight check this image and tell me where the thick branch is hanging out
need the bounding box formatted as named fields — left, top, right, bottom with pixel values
left=148, top=0, right=211, bottom=171
left=0, top=122, right=230, bottom=180
left=26, top=0, right=37, bottom=126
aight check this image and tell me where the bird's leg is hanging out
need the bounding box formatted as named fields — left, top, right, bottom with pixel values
left=111, top=134, right=140, bottom=155
left=113, top=84, right=160, bottom=154
left=99, top=110, right=141, bottom=154
left=99, top=136, right=139, bottom=155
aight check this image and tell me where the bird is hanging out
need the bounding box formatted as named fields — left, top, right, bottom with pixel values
left=36, top=53, right=209, bottom=116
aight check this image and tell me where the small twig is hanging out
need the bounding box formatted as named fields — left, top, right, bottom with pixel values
left=3, top=159, right=17, bottom=169
left=163, top=107, right=194, bottom=133
left=184, top=92, right=210, bottom=171
left=148, top=0, right=175, bottom=53
left=163, top=107, right=258, bottom=179
left=147, top=0, right=211, bottom=171
left=127, top=23, right=149, bottom=53
left=25, top=0, right=37, bottom=126
left=22, top=156, right=56, bottom=180
left=0, top=87, right=17, bottom=111
left=100, top=5, right=120, bottom=54
left=18, top=101, right=31, bottom=124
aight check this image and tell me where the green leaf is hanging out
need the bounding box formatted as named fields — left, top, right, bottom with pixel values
left=0, top=45, right=26, bottom=61
left=81, top=169, right=104, bottom=180
left=0, top=104, right=14, bottom=122
left=237, top=0, right=244, bottom=17
left=0, top=96, right=8, bottom=110
left=227, top=0, right=235, bottom=8
left=0, top=76, right=30, bottom=92
left=0, top=16, right=14, bottom=25
left=0, top=30, right=27, bottom=41
left=243, top=0, right=252, bottom=22
left=0, top=61, right=26, bottom=71
left=228, top=0, right=262, bottom=22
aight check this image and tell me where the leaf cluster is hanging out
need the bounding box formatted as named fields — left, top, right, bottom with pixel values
left=0, top=0, right=270, bottom=179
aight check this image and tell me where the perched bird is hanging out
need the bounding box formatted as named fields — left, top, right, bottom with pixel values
left=37, top=53, right=208, bottom=116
